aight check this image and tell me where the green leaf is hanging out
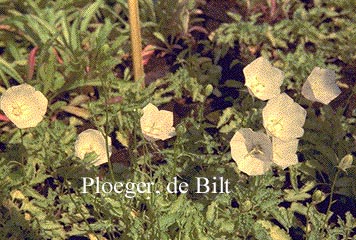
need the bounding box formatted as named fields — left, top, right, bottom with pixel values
left=0, top=57, right=24, bottom=83
left=70, top=18, right=80, bottom=51
left=206, top=202, right=216, bottom=223
left=96, top=18, right=114, bottom=49
left=153, top=32, right=167, bottom=43
left=59, top=11, right=70, bottom=46
left=284, top=189, right=311, bottom=202
left=80, top=0, right=104, bottom=32
left=256, top=220, right=291, bottom=240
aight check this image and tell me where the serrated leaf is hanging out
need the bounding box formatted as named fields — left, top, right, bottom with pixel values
left=217, top=107, right=235, bottom=128
left=290, top=202, right=308, bottom=215
left=29, top=172, right=50, bottom=185
left=284, top=189, right=311, bottom=202
left=257, top=220, right=291, bottom=240
left=115, top=131, right=129, bottom=148
left=80, top=0, right=103, bottom=32
left=270, top=207, right=295, bottom=230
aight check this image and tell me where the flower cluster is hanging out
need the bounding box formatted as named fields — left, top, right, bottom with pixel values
left=231, top=57, right=340, bottom=175
left=0, top=61, right=341, bottom=172
left=0, top=84, right=176, bottom=166
left=73, top=103, right=175, bottom=166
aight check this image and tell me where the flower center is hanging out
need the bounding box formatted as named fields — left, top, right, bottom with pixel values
left=250, top=76, right=265, bottom=93
left=12, top=104, right=26, bottom=117
left=143, top=122, right=161, bottom=135
left=82, top=143, right=98, bottom=155
left=82, top=144, right=103, bottom=161
left=266, top=117, right=283, bottom=137
left=250, top=144, right=264, bottom=156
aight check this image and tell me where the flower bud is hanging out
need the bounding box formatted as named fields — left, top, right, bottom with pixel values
left=312, top=190, right=325, bottom=203
left=240, top=200, right=252, bottom=212
left=338, top=154, right=353, bottom=172
left=205, top=84, right=213, bottom=96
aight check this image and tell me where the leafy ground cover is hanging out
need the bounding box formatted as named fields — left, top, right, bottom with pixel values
left=0, top=0, right=355, bottom=239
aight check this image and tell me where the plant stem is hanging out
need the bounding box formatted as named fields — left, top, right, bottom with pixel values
left=19, top=128, right=25, bottom=164
left=104, top=99, right=115, bottom=183
left=65, top=180, right=100, bottom=239
left=323, top=168, right=340, bottom=231
left=99, top=74, right=115, bottom=183
left=104, top=129, right=115, bottom=183
left=19, top=128, right=24, bottom=146
left=305, top=203, right=311, bottom=238
left=128, top=0, right=144, bottom=87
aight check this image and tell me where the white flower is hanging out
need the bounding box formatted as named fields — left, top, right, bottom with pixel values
left=272, top=137, right=299, bottom=169
left=263, top=93, right=306, bottom=142
left=230, top=128, right=273, bottom=176
left=140, top=103, right=175, bottom=141
left=243, top=57, right=284, bottom=101
left=301, top=67, right=341, bottom=105
left=0, top=84, right=48, bottom=129
left=75, top=129, right=112, bottom=166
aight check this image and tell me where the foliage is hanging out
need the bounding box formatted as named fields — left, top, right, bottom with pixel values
left=214, top=0, right=356, bottom=90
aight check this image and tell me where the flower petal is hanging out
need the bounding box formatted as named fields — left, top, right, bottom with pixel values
left=238, top=156, right=272, bottom=176
left=272, top=137, right=299, bottom=169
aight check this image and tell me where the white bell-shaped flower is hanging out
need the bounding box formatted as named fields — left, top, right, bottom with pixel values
left=75, top=129, right=112, bottom=166
left=230, top=128, right=273, bottom=176
left=301, top=67, right=341, bottom=105
left=0, top=84, right=48, bottom=129
left=140, top=103, right=176, bottom=141
left=243, top=57, right=284, bottom=101
left=263, top=93, right=306, bottom=142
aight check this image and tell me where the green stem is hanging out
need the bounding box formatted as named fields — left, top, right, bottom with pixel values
left=323, top=168, right=340, bottom=231
left=65, top=180, right=100, bottom=239
left=145, top=141, right=162, bottom=239
left=305, top=203, right=311, bottom=238
left=19, top=128, right=25, bottom=164
left=104, top=124, right=115, bottom=183
left=132, top=117, right=138, bottom=170
left=173, top=139, right=178, bottom=178
left=100, top=76, right=115, bottom=183
left=342, top=91, right=354, bottom=115
left=19, top=128, right=24, bottom=146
